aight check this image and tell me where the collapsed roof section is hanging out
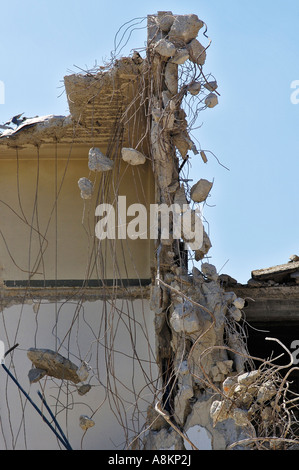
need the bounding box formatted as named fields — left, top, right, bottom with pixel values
left=0, top=57, right=146, bottom=158
left=251, top=259, right=299, bottom=285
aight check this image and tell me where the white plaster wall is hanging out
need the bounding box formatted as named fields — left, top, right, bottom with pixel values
left=0, top=298, right=157, bottom=450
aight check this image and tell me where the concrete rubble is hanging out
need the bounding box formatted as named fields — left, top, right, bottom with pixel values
left=142, top=11, right=260, bottom=451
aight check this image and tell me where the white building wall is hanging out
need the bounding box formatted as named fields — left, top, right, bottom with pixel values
left=0, top=297, right=157, bottom=450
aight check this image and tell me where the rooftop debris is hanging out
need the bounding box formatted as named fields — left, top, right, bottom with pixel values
left=250, top=259, right=299, bottom=285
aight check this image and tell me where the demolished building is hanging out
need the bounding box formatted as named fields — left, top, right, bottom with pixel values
left=0, top=11, right=299, bottom=451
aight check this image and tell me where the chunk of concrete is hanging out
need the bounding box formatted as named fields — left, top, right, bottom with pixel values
left=201, top=263, right=218, bottom=281
left=77, top=384, right=92, bottom=396
left=187, top=81, right=201, bottom=96
left=173, top=132, right=193, bottom=158
left=156, top=12, right=175, bottom=32
left=257, top=380, right=276, bottom=404
left=187, top=39, right=206, bottom=66
left=204, top=80, right=218, bottom=92
left=190, top=179, right=213, bottom=203
left=154, top=38, right=176, bottom=58
left=78, top=177, right=94, bottom=199
left=233, top=297, right=245, bottom=309
left=88, top=147, right=113, bottom=172
left=168, top=14, right=204, bottom=43
left=121, top=148, right=146, bottom=165
left=170, top=301, right=201, bottom=334
left=228, top=306, right=242, bottom=322
left=165, top=62, right=178, bottom=95
left=205, top=93, right=218, bottom=108
left=27, top=348, right=89, bottom=384
left=238, top=370, right=260, bottom=387
left=79, top=415, right=95, bottom=430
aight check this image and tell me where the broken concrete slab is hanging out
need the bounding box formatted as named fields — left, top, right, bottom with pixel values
left=121, top=147, right=146, bottom=165
left=187, top=39, right=206, bottom=66
left=252, top=260, right=299, bottom=283
left=168, top=14, right=204, bottom=43
left=88, top=147, right=114, bottom=172
left=27, top=348, right=89, bottom=384
left=190, top=178, right=213, bottom=203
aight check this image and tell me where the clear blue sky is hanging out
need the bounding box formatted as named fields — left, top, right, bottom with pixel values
left=1, top=0, right=298, bottom=284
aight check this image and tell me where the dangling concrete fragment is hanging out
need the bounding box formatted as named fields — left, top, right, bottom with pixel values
left=78, top=177, right=94, bottom=199
left=121, top=148, right=146, bottom=165
left=205, top=93, right=218, bottom=108
left=173, top=132, right=193, bottom=159
left=168, top=14, right=204, bottom=43
left=154, top=38, right=176, bottom=58
left=27, top=348, right=89, bottom=384
left=200, top=150, right=208, bottom=163
left=190, top=178, right=213, bottom=203
left=204, top=80, right=218, bottom=92
left=88, top=147, right=113, bottom=172
left=79, top=415, right=95, bottom=430
left=77, top=384, right=92, bottom=396
left=187, top=81, right=201, bottom=96
left=187, top=39, right=206, bottom=66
